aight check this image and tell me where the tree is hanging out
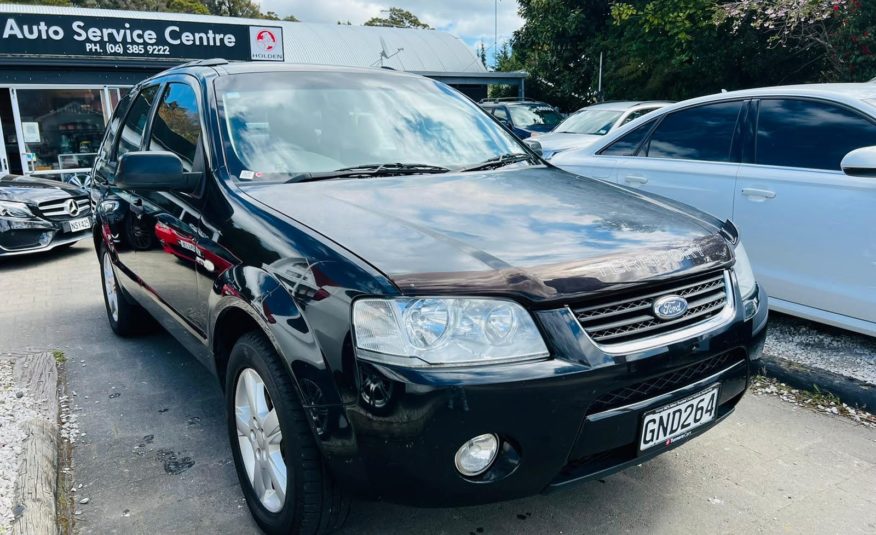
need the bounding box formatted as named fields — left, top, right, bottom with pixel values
left=364, top=7, right=430, bottom=29
left=201, top=0, right=262, bottom=18
left=166, top=0, right=209, bottom=15
left=477, top=42, right=487, bottom=68
left=263, top=11, right=299, bottom=21
left=719, top=0, right=876, bottom=81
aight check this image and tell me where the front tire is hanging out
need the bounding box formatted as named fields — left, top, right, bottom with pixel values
left=226, top=332, right=349, bottom=534
left=99, top=245, right=152, bottom=336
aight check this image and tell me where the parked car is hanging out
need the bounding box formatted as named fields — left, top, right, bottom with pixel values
left=91, top=60, right=766, bottom=534
left=539, top=101, right=672, bottom=159
left=0, top=174, right=92, bottom=256
left=479, top=98, right=563, bottom=138
left=552, top=83, right=876, bottom=337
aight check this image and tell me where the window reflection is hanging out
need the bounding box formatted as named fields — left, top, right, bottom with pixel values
left=217, top=72, right=523, bottom=178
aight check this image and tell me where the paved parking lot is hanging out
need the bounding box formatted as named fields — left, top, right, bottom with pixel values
left=2, top=241, right=875, bottom=534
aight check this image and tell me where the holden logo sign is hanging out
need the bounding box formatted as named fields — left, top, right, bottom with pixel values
left=652, top=295, right=688, bottom=321
left=249, top=26, right=283, bottom=61
left=66, top=199, right=80, bottom=217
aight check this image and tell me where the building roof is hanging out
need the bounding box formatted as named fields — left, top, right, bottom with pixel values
left=0, top=3, right=487, bottom=74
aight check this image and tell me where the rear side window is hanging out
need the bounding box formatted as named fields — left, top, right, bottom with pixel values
left=148, top=83, right=202, bottom=171
left=645, top=101, right=743, bottom=162
left=755, top=98, right=876, bottom=171
left=619, top=107, right=657, bottom=126
left=491, top=107, right=510, bottom=122
left=116, top=85, right=159, bottom=159
left=599, top=119, right=657, bottom=156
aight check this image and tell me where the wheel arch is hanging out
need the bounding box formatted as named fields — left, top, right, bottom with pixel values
left=209, top=265, right=347, bottom=410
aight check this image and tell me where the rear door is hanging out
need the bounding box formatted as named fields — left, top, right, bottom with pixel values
left=613, top=100, right=746, bottom=220
left=734, top=97, right=876, bottom=324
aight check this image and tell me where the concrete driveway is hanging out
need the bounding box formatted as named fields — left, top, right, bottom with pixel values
left=1, top=241, right=875, bottom=534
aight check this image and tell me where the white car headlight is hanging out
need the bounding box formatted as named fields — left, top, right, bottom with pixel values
left=353, top=297, right=549, bottom=367
left=0, top=200, right=34, bottom=219
left=734, top=243, right=757, bottom=300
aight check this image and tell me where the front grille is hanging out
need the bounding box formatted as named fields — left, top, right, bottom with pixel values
left=574, top=270, right=728, bottom=346
left=37, top=197, right=91, bottom=220
left=587, top=350, right=745, bottom=414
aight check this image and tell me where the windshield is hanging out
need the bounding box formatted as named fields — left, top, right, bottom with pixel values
left=507, top=105, right=563, bottom=130
left=554, top=109, right=624, bottom=135
left=215, top=72, right=527, bottom=180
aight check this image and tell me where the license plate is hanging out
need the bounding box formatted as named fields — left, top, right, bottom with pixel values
left=67, top=217, right=91, bottom=232
left=639, top=384, right=719, bottom=451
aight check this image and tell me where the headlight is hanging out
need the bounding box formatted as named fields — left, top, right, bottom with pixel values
left=353, top=297, right=549, bottom=367
left=734, top=243, right=757, bottom=299
left=0, top=200, right=34, bottom=219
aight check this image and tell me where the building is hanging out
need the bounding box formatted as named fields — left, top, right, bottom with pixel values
left=0, top=4, right=526, bottom=179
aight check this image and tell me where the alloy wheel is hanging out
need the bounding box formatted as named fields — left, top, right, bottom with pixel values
left=234, top=368, right=288, bottom=513
left=102, top=252, right=119, bottom=322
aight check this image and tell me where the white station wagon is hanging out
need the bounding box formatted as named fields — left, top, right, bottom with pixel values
left=552, top=84, right=876, bottom=337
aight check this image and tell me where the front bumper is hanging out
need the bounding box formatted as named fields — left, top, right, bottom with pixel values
left=0, top=216, right=92, bottom=256
left=322, top=284, right=768, bottom=507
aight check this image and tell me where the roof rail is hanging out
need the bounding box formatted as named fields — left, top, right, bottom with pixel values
left=167, top=58, right=230, bottom=71
left=478, top=97, right=541, bottom=104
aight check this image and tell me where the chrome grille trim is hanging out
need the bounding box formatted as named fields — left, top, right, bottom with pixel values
left=37, top=198, right=91, bottom=219
left=572, top=271, right=735, bottom=354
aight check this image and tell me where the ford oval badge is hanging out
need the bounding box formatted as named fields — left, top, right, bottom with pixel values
left=653, top=295, right=689, bottom=320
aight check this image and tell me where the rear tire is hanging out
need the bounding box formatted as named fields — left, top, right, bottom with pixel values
left=226, top=332, right=349, bottom=534
left=98, top=244, right=153, bottom=336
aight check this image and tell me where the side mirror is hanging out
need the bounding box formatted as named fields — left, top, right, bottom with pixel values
left=115, top=151, right=200, bottom=192
left=524, top=138, right=543, bottom=157
left=841, top=146, right=876, bottom=177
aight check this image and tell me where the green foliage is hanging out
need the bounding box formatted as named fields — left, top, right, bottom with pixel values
left=166, top=0, right=208, bottom=15
left=364, top=7, right=430, bottom=29
left=503, top=0, right=876, bottom=111
left=10, top=0, right=73, bottom=6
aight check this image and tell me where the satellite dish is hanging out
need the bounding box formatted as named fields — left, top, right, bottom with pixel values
left=375, top=37, right=403, bottom=67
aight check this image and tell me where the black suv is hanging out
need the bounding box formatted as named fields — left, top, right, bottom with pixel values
left=91, top=61, right=767, bottom=534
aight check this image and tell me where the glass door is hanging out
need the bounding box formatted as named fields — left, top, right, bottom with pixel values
left=0, top=89, right=19, bottom=175
left=13, top=88, right=106, bottom=185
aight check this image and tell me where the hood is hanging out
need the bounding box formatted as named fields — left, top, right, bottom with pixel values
left=537, top=133, right=603, bottom=156
left=243, top=167, right=733, bottom=303
left=0, top=175, right=85, bottom=204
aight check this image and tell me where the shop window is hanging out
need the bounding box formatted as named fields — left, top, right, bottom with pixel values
left=149, top=83, right=202, bottom=171
left=116, top=85, right=159, bottom=159
left=15, top=88, right=107, bottom=173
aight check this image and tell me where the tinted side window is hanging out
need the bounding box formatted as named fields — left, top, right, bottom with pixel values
left=492, top=107, right=510, bottom=122
left=620, top=108, right=656, bottom=126
left=97, top=96, right=130, bottom=164
left=645, top=101, right=743, bottom=162
left=599, top=119, right=656, bottom=156
left=149, top=83, right=202, bottom=171
left=756, top=99, right=876, bottom=171
left=116, top=85, right=159, bottom=159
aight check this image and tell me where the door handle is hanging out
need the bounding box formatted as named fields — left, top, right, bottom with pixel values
left=624, top=175, right=648, bottom=186
left=741, top=187, right=776, bottom=199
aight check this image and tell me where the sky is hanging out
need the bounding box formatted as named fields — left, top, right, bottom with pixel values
left=256, top=0, right=524, bottom=67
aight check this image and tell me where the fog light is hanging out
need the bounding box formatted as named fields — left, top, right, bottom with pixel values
left=454, top=433, right=499, bottom=477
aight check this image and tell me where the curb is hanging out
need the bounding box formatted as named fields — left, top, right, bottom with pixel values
left=11, top=353, right=59, bottom=535
left=758, top=353, right=876, bottom=411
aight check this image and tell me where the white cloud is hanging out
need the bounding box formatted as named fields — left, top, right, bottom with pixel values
left=257, top=0, right=523, bottom=61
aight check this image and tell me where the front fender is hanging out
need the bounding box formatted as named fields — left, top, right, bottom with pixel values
left=209, top=265, right=346, bottom=409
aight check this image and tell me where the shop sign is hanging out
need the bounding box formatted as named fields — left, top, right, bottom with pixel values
left=0, top=13, right=284, bottom=62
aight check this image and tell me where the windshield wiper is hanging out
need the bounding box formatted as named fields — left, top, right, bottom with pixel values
left=457, top=153, right=536, bottom=173
left=284, top=163, right=450, bottom=183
